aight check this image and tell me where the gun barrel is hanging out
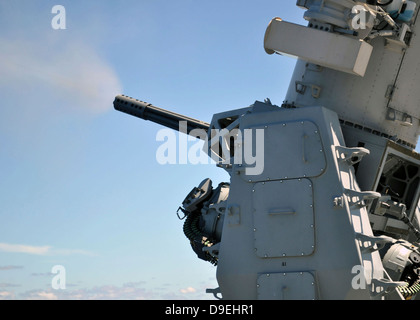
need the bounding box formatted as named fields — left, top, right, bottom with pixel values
left=114, top=95, right=210, bottom=138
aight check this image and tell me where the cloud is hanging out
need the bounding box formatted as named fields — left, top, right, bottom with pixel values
left=0, top=243, right=51, bottom=255
left=123, top=281, right=147, bottom=287
left=0, top=24, right=124, bottom=177
left=31, top=272, right=54, bottom=277
left=179, top=286, right=197, bottom=294
left=0, top=37, right=122, bottom=116
left=16, top=285, right=154, bottom=300
left=0, top=243, right=95, bottom=256
left=20, top=291, right=58, bottom=301
left=0, top=266, right=24, bottom=271
left=0, top=291, right=15, bottom=300
left=0, top=35, right=123, bottom=159
left=0, top=283, right=20, bottom=288
left=0, top=281, right=212, bottom=300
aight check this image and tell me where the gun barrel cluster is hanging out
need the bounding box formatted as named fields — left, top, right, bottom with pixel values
left=114, top=94, right=210, bottom=138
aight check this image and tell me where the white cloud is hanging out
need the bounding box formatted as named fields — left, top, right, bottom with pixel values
left=0, top=35, right=123, bottom=159
left=32, top=291, right=58, bottom=300
left=0, top=291, right=15, bottom=300
left=179, top=286, right=197, bottom=294
left=26, top=285, right=153, bottom=300
left=2, top=282, right=213, bottom=300
left=11, top=290, right=58, bottom=301
left=0, top=265, right=24, bottom=271
left=0, top=243, right=95, bottom=256
left=0, top=283, right=20, bottom=288
left=0, top=243, right=51, bottom=255
left=0, top=37, right=122, bottom=116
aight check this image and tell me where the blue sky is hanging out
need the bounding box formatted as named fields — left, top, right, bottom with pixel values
left=0, top=1, right=418, bottom=300
left=0, top=0, right=307, bottom=300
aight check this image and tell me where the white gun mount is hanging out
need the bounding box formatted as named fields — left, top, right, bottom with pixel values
left=115, top=0, right=420, bottom=300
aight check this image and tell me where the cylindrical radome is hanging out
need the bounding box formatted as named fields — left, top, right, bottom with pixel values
left=283, top=2, right=420, bottom=149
